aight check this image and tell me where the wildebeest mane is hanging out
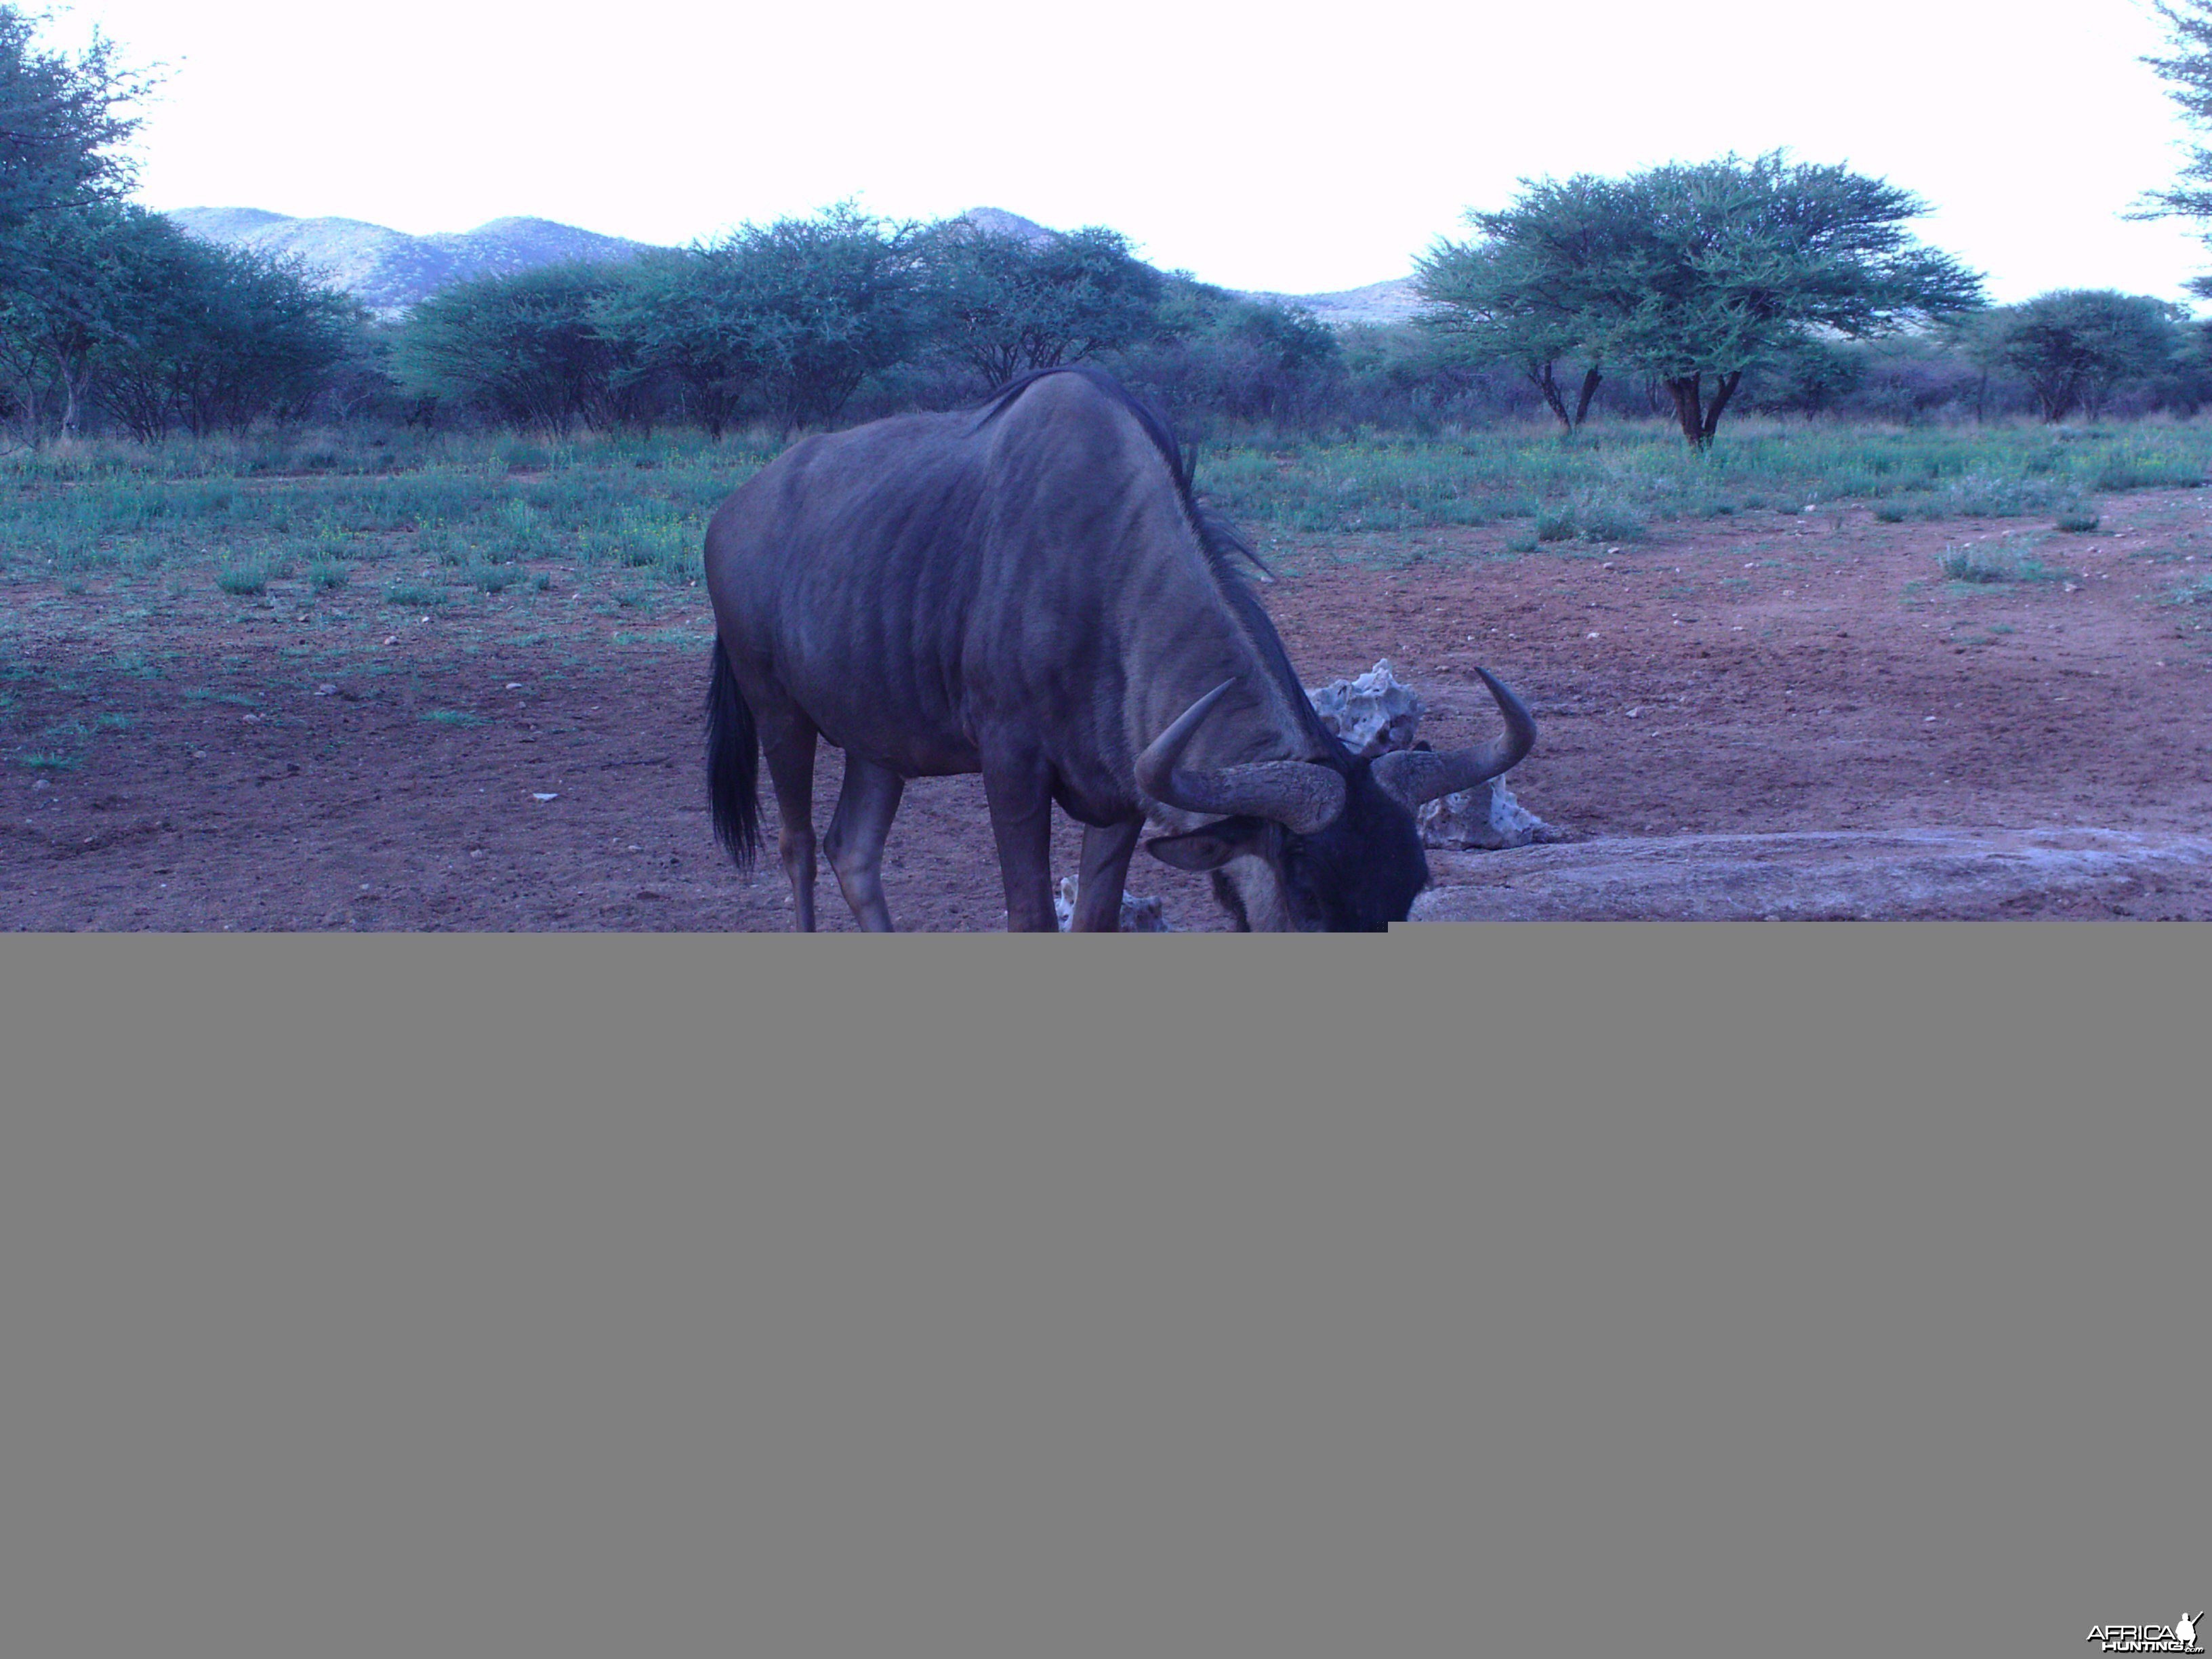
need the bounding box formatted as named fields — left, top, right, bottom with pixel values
left=972, top=366, right=1337, bottom=753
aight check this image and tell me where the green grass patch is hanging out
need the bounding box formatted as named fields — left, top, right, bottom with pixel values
left=383, top=581, right=447, bottom=608
left=1936, top=536, right=2062, bottom=583
left=216, top=564, right=268, bottom=596
left=18, top=751, right=81, bottom=771
left=420, top=709, right=485, bottom=726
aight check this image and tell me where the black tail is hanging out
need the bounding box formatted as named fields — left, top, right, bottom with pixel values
left=703, top=636, right=762, bottom=869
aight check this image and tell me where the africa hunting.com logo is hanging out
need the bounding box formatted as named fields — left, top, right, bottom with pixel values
left=2087, top=1614, right=2205, bottom=1654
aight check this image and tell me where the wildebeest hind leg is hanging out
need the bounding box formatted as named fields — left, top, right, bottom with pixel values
left=981, top=749, right=1058, bottom=932
left=757, top=703, right=820, bottom=931
left=823, top=756, right=905, bottom=932
left=1069, top=821, right=1141, bottom=932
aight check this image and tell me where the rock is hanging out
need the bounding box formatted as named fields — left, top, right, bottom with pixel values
left=1300, top=660, right=1558, bottom=848
left=1055, top=875, right=1171, bottom=932
left=1306, top=659, right=1423, bottom=757
left=1416, top=777, right=1559, bottom=851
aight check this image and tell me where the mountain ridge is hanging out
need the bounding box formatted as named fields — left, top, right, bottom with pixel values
left=164, top=205, right=1420, bottom=325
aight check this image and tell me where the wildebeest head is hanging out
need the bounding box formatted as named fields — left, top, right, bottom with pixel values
left=1136, top=668, right=1536, bottom=932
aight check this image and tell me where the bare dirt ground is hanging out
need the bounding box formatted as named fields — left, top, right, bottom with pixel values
left=8, top=489, right=2212, bottom=928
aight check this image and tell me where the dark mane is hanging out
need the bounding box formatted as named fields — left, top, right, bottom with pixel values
left=972, top=366, right=1336, bottom=752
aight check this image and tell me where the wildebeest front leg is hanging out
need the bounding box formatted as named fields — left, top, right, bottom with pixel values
left=1069, top=821, right=1141, bottom=931
left=823, top=756, right=905, bottom=933
left=981, top=749, right=1058, bottom=931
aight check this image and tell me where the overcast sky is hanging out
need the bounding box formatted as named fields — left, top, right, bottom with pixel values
left=46, top=0, right=2212, bottom=305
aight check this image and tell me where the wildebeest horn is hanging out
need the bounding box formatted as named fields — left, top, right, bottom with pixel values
left=1136, top=679, right=1347, bottom=836
left=1370, top=667, right=1536, bottom=808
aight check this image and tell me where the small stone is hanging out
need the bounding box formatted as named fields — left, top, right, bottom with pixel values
left=315, top=683, right=338, bottom=697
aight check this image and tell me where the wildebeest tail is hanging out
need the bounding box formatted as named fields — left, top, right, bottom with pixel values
left=703, top=636, right=762, bottom=869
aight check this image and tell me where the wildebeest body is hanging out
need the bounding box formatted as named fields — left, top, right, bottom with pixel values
left=702, top=366, right=1533, bottom=930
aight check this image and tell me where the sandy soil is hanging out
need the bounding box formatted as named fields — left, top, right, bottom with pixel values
left=8, top=489, right=2212, bottom=928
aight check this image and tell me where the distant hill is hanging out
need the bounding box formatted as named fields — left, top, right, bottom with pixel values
left=166, top=204, right=1423, bottom=326
left=165, top=208, right=659, bottom=316
left=1234, top=276, right=1425, bottom=328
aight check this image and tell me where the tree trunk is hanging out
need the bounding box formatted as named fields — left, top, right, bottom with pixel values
left=1525, top=361, right=1572, bottom=432
left=1572, top=365, right=1603, bottom=427
left=1700, top=369, right=1743, bottom=444
left=1666, top=375, right=1705, bottom=447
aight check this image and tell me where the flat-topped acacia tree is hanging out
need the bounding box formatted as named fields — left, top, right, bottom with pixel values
left=1420, top=152, right=1986, bottom=449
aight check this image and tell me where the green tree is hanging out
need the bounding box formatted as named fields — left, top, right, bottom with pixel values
left=917, top=220, right=1163, bottom=390
left=1425, top=153, right=1984, bottom=448
left=691, top=204, right=924, bottom=436
left=396, top=262, right=649, bottom=434
left=594, top=205, right=926, bottom=438
left=1957, top=291, right=2186, bottom=422
left=1414, top=217, right=1606, bottom=433
left=81, top=211, right=357, bottom=438
left=1, top=6, right=148, bottom=238
left=2139, top=0, right=2212, bottom=291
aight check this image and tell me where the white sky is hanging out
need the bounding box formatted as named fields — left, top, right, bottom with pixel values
left=43, top=0, right=2212, bottom=306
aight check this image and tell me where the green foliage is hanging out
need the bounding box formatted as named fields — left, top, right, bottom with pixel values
left=1115, top=276, right=1340, bottom=425
left=1415, top=207, right=1605, bottom=432
left=0, top=5, right=148, bottom=243
left=397, top=262, right=651, bottom=434
left=2142, top=1, right=2212, bottom=283
left=594, top=203, right=924, bottom=437
left=1954, top=291, right=2186, bottom=422
left=3, top=202, right=359, bottom=443
left=1937, top=536, right=2061, bottom=583
left=917, top=220, right=1162, bottom=389
left=1420, top=152, right=1985, bottom=448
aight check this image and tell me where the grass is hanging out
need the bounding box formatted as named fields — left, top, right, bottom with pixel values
left=4, top=417, right=2209, bottom=597
left=1936, top=534, right=2064, bottom=584
left=420, top=709, right=485, bottom=726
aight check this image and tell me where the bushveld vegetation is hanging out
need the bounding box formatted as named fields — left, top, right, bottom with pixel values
left=7, top=419, right=2209, bottom=621
left=10, top=9, right=2212, bottom=457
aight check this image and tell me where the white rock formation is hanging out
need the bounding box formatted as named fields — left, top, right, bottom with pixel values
left=1306, top=659, right=1424, bottom=756
left=1054, top=876, right=1171, bottom=932
left=1416, top=778, right=1558, bottom=851
left=1305, top=660, right=1557, bottom=850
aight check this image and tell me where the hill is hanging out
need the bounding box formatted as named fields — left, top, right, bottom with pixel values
left=165, top=205, right=1421, bottom=325
left=164, top=209, right=659, bottom=316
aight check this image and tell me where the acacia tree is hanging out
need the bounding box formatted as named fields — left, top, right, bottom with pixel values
left=1, top=6, right=148, bottom=240
left=397, top=262, right=649, bottom=434
left=680, top=204, right=924, bottom=436
left=1425, top=154, right=1984, bottom=448
left=916, top=220, right=1162, bottom=390
left=2140, top=0, right=2212, bottom=292
left=1414, top=220, right=1605, bottom=434
left=1956, top=291, right=2185, bottom=422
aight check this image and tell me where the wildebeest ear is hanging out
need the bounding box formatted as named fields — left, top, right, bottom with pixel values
left=1144, top=817, right=1268, bottom=872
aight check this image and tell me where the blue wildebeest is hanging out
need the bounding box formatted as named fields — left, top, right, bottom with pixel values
left=701, top=365, right=1534, bottom=931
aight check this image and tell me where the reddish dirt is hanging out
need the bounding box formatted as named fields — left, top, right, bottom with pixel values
left=9, top=490, right=2212, bottom=928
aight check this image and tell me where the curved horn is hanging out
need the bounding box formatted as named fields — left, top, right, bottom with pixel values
left=1371, top=666, right=1536, bottom=808
left=1136, top=678, right=1347, bottom=836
